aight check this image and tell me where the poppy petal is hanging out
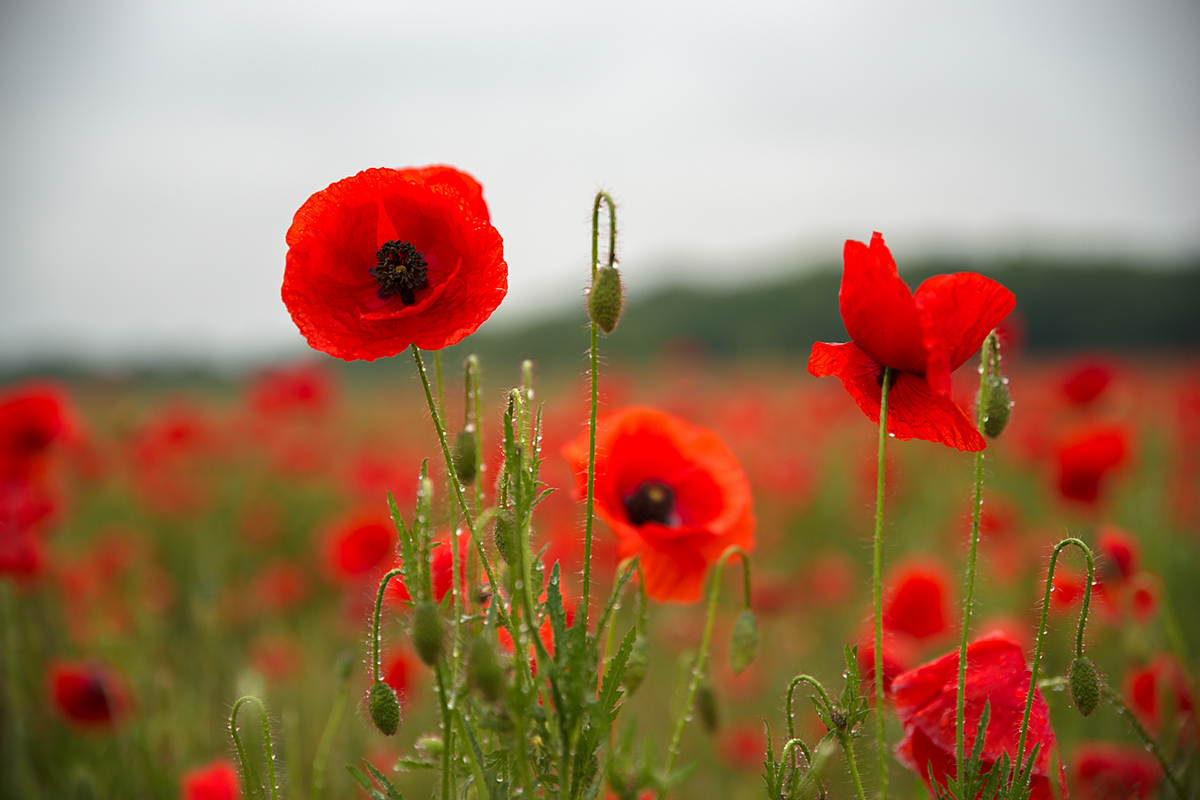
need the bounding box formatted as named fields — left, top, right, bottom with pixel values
left=914, top=272, right=1016, bottom=396
left=839, top=234, right=927, bottom=374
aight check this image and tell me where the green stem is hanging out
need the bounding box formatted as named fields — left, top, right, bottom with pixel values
left=956, top=333, right=995, bottom=787
left=660, top=546, right=750, bottom=797
left=230, top=695, right=278, bottom=800
left=312, top=656, right=352, bottom=800
left=1, top=581, right=37, bottom=800
left=466, top=355, right=484, bottom=588
left=786, top=674, right=832, bottom=742
left=781, top=738, right=812, bottom=797
left=372, top=568, right=405, bottom=682
left=582, top=190, right=616, bottom=631
left=839, top=731, right=869, bottom=800
left=1012, top=538, right=1094, bottom=789
left=435, top=664, right=456, bottom=800
left=1103, top=686, right=1185, bottom=799
left=873, top=366, right=893, bottom=800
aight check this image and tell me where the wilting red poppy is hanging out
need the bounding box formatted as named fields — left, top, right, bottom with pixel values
left=1062, top=362, right=1113, bottom=406
left=283, top=166, right=507, bottom=361
left=324, top=513, right=396, bottom=582
left=1055, top=426, right=1129, bottom=504
left=181, top=759, right=241, bottom=800
left=808, top=233, right=1015, bottom=452
left=1073, top=743, right=1162, bottom=800
left=562, top=407, right=755, bottom=603
left=883, top=560, right=952, bottom=641
left=891, top=632, right=1061, bottom=800
left=48, top=660, right=129, bottom=729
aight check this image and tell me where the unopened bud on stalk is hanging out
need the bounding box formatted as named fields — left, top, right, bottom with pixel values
left=452, top=428, right=477, bottom=484
left=1069, top=656, right=1101, bottom=717
left=587, top=265, right=625, bottom=335
left=467, top=636, right=506, bottom=702
left=697, top=682, right=719, bottom=733
left=367, top=681, right=400, bottom=735
left=493, top=509, right=517, bottom=565
left=980, top=375, right=1012, bottom=438
left=622, top=636, right=650, bottom=696
left=411, top=601, right=445, bottom=666
left=729, top=610, right=760, bottom=675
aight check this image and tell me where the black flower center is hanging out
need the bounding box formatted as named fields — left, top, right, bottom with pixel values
left=371, top=240, right=429, bottom=305
left=623, top=481, right=676, bottom=526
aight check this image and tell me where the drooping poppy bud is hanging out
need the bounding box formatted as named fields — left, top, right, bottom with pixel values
left=452, top=429, right=477, bottom=484
left=411, top=601, right=445, bottom=666
left=367, top=681, right=401, bottom=736
left=729, top=610, right=759, bottom=675
left=587, top=265, right=625, bottom=335
left=697, top=682, right=719, bottom=733
left=467, top=636, right=506, bottom=702
left=1069, top=656, right=1101, bottom=717
left=981, top=375, right=1012, bottom=438
left=622, top=636, right=650, bottom=696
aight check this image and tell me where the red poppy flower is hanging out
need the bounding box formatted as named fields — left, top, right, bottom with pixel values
left=48, top=660, right=130, bottom=729
left=808, top=233, right=1015, bottom=452
left=891, top=632, right=1061, bottom=800
left=856, top=631, right=916, bottom=697
left=384, top=650, right=413, bottom=699
left=181, top=759, right=241, bottom=800
left=1062, top=362, right=1113, bottom=406
left=562, top=407, right=755, bottom=604
left=1096, top=525, right=1138, bottom=584
left=0, top=382, right=73, bottom=481
left=324, top=513, right=396, bottom=582
left=883, top=559, right=953, bottom=641
left=1073, top=743, right=1162, bottom=800
left=1055, top=426, right=1129, bottom=504
left=383, top=535, right=466, bottom=608
left=1125, top=656, right=1194, bottom=733
left=283, top=166, right=507, bottom=361
left=718, top=722, right=768, bottom=772
left=247, top=363, right=334, bottom=417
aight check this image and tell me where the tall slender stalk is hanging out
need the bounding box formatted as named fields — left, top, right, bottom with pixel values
left=311, top=655, right=352, bottom=800
left=1102, top=686, right=1185, bottom=798
left=956, top=333, right=995, bottom=786
left=230, top=695, right=278, bottom=800
left=872, top=366, right=894, bottom=800
left=582, top=191, right=616, bottom=630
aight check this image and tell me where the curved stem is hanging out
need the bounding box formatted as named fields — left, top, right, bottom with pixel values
left=956, top=332, right=994, bottom=787
left=1103, top=685, right=1185, bottom=799
left=582, top=190, right=617, bottom=631
left=312, top=657, right=352, bottom=800
left=372, top=568, right=405, bottom=682
left=781, top=738, right=812, bottom=797
left=873, top=366, right=893, bottom=800
left=230, top=695, right=278, bottom=800
left=660, top=546, right=749, bottom=796
left=1013, top=537, right=1094, bottom=788
left=786, top=674, right=832, bottom=743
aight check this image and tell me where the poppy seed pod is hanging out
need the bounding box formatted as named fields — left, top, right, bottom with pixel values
left=368, top=681, right=401, bottom=736
left=981, top=375, right=1012, bottom=438
left=1069, top=656, right=1101, bottom=717
left=729, top=610, right=759, bottom=675
left=467, top=636, right=506, bottom=702
left=622, top=636, right=650, bottom=696
left=452, top=428, right=477, bottom=484
left=411, top=602, right=445, bottom=666
left=587, top=265, right=625, bottom=335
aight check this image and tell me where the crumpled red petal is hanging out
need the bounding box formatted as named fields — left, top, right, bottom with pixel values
left=914, top=272, right=1016, bottom=397
left=839, top=234, right=928, bottom=374
left=808, top=342, right=985, bottom=451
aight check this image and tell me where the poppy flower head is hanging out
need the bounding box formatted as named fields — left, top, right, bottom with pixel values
left=562, top=407, right=754, bottom=604
left=883, top=560, right=953, bottom=641
left=1062, top=362, right=1113, bottom=406
left=283, top=166, right=507, bottom=361
left=1097, top=525, right=1138, bottom=584
left=180, top=759, right=241, bottom=800
left=324, top=513, right=395, bottom=581
left=48, top=660, right=129, bottom=729
left=1056, top=426, right=1130, bottom=505
left=0, top=383, right=74, bottom=481
left=1073, top=743, right=1163, bottom=800
left=809, top=234, right=1015, bottom=452
left=891, top=632, right=1060, bottom=800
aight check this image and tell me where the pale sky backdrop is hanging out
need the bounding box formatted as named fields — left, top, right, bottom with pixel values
left=1, top=0, right=1197, bottom=366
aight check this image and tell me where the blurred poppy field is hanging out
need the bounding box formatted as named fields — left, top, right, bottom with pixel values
left=2, top=348, right=1198, bottom=799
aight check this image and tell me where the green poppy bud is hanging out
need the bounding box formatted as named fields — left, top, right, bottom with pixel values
left=981, top=375, right=1012, bottom=438
left=1069, top=656, right=1101, bottom=717
left=415, top=733, right=443, bottom=758
left=493, top=509, right=517, bottom=565
left=452, top=428, right=477, bottom=484
left=467, top=636, right=506, bottom=702
left=368, top=681, right=401, bottom=736
left=697, top=682, right=719, bottom=734
left=622, top=636, right=650, bottom=696
left=587, top=265, right=625, bottom=335
left=411, top=601, right=445, bottom=667
left=729, top=610, right=760, bottom=675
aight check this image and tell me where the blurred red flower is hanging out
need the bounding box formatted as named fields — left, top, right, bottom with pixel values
left=48, top=660, right=130, bottom=729
left=1096, top=525, right=1138, bottom=584
left=283, top=166, right=507, bottom=361
left=383, top=535, right=466, bottom=608
left=883, top=559, right=953, bottom=641
left=718, top=722, right=767, bottom=771
left=891, top=632, right=1060, bottom=800
left=1125, top=655, right=1194, bottom=733
left=1062, top=362, right=1113, bottom=406
left=1056, top=426, right=1129, bottom=504
left=0, top=382, right=73, bottom=481
left=562, top=407, right=755, bottom=603
left=324, top=513, right=395, bottom=582
left=383, top=650, right=413, bottom=699
left=808, top=233, right=1014, bottom=452
left=181, top=759, right=241, bottom=800
left=247, top=362, right=335, bottom=417
left=856, top=631, right=915, bottom=698
left=1073, top=743, right=1162, bottom=800
left=252, top=561, right=310, bottom=614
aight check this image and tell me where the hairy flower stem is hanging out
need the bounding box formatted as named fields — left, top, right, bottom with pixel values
left=1012, top=538, right=1094, bottom=792
left=311, top=657, right=352, bottom=800
left=839, top=732, right=868, bottom=800
left=582, top=191, right=616, bottom=631
left=872, top=366, right=893, bottom=800
left=660, top=546, right=751, bottom=798
left=1102, top=685, right=1186, bottom=798
left=434, top=351, right=463, bottom=676
left=434, top=664, right=456, bottom=800
left=372, top=568, right=405, bottom=682
left=956, top=333, right=995, bottom=786
left=786, top=674, right=867, bottom=800
left=230, top=695, right=278, bottom=800
left=466, top=355, right=484, bottom=587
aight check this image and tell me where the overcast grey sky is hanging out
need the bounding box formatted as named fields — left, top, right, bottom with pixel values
left=1, top=0, right=1197, bottom=366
